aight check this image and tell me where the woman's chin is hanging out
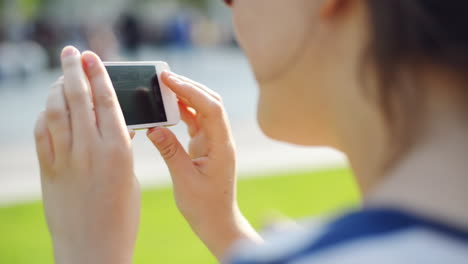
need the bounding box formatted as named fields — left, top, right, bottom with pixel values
left=256, top=109, right=332, bottom=147
left=257, top=110, right=303, bottom=145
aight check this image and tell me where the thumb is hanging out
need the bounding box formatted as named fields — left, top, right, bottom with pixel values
left=147, top=127, right=194, bottom=178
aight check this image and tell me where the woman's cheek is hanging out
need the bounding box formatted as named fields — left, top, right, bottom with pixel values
left=232, top=0, right=311, bottom=83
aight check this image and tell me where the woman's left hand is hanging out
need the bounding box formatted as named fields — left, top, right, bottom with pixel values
left=34, top=46, right=140, bottom=264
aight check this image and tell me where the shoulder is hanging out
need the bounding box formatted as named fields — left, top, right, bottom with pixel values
left=226, top=208, right=468, bottom=264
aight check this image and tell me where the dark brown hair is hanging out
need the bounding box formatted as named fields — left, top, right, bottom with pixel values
left=365, top=0, right=468, bottom=162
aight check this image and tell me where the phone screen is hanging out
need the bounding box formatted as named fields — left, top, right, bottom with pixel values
left=106, top=65, right=167, bottom=126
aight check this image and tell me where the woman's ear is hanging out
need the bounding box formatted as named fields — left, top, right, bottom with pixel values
left=320, top=0, right=353, bottom=19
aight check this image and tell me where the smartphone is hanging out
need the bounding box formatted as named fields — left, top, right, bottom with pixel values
left=104, top=61, right=180, bottom=130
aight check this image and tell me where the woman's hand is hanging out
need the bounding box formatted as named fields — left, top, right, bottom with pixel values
left=34, top=46, right=140, bottom=264
left=147, top=72, right=262, bottom=260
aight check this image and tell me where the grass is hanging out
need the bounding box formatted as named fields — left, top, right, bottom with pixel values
left=0, top=167, right=360, bottom=264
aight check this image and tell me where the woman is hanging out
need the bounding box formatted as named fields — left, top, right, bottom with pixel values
left=34, top=0, right=468, bottom=263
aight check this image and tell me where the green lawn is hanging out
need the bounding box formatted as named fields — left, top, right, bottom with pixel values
left=0, top=168, right=360, bottom=264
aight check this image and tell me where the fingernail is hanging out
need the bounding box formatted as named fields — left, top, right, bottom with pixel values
left=83, top=52, right=98, bottom=69
left=62, top=46, right=78, bottom=58
left=168, top=75, right=181, bottom=84
left=149, top=127, right=166, bottom=143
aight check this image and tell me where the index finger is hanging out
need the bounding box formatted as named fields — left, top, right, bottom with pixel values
left=161, top=72, right=231, bottom=142
left=171, top=72, right=223, bottom=102
left=161, top=72, right=224, bottom=118
left=82, top=51, right=127, bottom=140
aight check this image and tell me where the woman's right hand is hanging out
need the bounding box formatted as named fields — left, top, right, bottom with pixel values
left=147, top=72, right=263, bottom=260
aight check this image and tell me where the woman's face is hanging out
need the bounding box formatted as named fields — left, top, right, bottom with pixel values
left=230, top=0, right=368, bottom=147
left=231, top=0, right=314, bottom=83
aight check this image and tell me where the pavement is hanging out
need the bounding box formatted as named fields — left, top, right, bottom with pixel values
left=0, top=117, right=347, bottom=206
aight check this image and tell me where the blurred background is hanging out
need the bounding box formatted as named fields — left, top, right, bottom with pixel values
left=0, top=0, right=357, bottom=263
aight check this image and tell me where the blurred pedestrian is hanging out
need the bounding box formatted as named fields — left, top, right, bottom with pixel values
left=117, top=13, right=142, bottom=55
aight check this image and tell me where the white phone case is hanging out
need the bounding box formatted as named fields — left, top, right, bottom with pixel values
left=103, top=61, right=180, bottom=130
